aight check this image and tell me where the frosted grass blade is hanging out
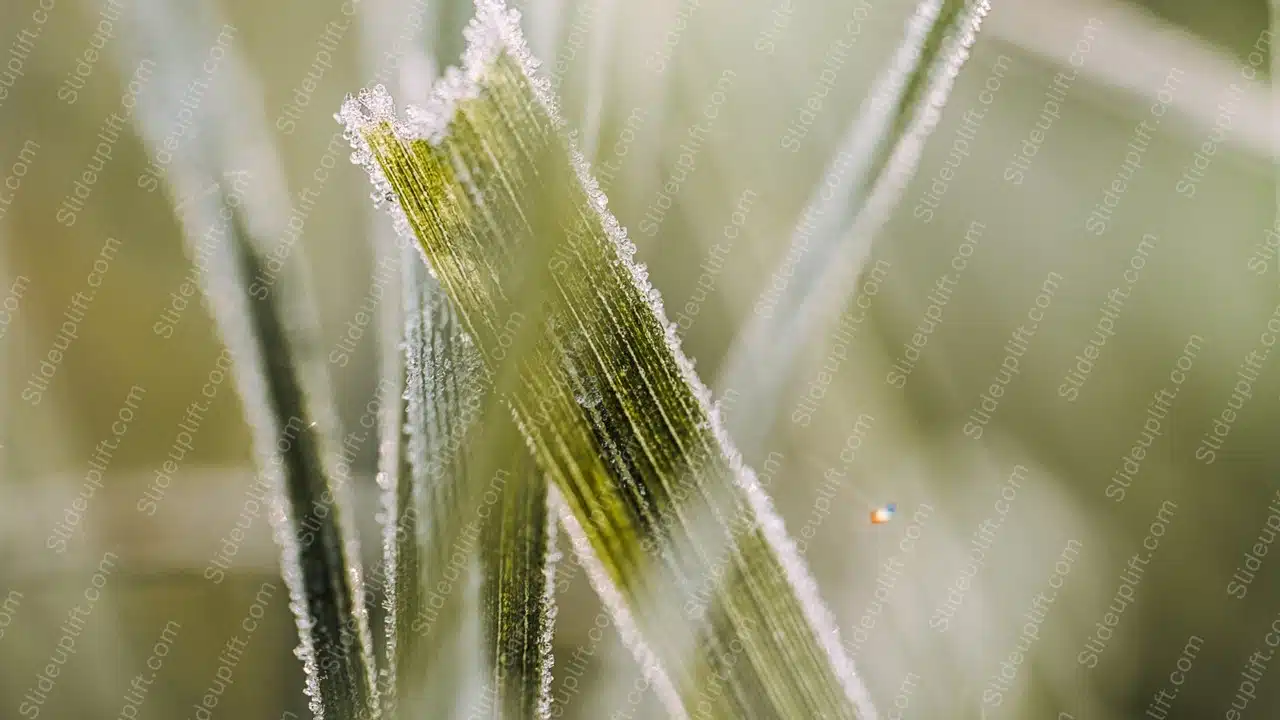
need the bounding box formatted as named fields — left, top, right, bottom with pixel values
left=224, top=226, right=382, bottom=720
left=340, top=2, right=877, bottom=717
left=393, top=245, right=557, bottom=720
left=474, top=462, right=557, bottom=719
left=718, top=0, right=991, bottom=449
left=449, top=333, right=558, bottom=720
left=113, top=4, right=380, bottom=717
left=392, top=241, right=559, bottom=720
left=164, top=190, right=381, bottom=720
left=390, top=254, right=486, bottom=718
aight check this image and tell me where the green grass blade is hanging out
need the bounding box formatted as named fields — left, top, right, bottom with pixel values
left=222, top=229, right=382, bottom=720
left=475, top=464, right=556, bottom=719
left=117, top=4, right=382, bottom=713
left=392, top=242, right=559, bottom=719
left=340, top=3, right=877, bottom=717
left=176, top=193, right=380, bottom=719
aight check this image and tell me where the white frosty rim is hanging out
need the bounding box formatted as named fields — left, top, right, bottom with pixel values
left=337, top=1, right=880, bottom=717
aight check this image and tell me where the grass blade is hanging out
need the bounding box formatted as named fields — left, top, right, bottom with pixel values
left=158, top=173, right=382, bottom=719
left=152, top=131, right=381, bottom=720
left=340, top=2, right=877, bottom=717
left=213, top=224, right=382, bottom=720
left=392, top=238, right=559, bottom=720
left=113, top=3, right=381, bottom=716
left=390, top=254, right=486, bottom=718
left=718, top=0, right=991, bottom=448
left=475, top=464, right=556, bottom=719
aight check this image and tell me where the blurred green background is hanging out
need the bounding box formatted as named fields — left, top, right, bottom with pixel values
left=0, top=0, right=1276, bottom=717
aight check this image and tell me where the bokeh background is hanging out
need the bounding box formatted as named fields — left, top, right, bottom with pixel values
left=0, top=0, right=1276, bottom=717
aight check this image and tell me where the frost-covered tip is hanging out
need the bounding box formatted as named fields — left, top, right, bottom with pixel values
left=338, top=87, right=417, bottom=256
left=340, top=1, right=555, bottom=147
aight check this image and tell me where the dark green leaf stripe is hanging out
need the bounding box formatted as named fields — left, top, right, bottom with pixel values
left=189, top=207, right=380, bottom=720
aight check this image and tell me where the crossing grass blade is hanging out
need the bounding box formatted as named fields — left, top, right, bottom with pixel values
left=340, top=2, right=878, bottom=717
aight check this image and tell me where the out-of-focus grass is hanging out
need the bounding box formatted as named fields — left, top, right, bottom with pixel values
left=0, top=0, right=1276, bottom=717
